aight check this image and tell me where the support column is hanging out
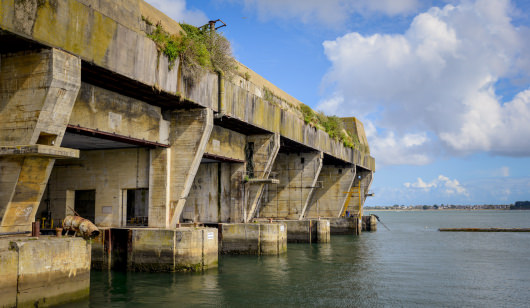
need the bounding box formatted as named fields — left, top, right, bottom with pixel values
left=245, top=133, right=280, bottom=222
left=149, top=108, right=213, bottom=228
left=305, top=165, right=356, bottom=219
left=0, top=49, right=81, bottom=232
left=298, top=151, right=323, bottom=220
left=260, top=151, right=322, bottom=219
left=347, top=169, right=374, bottom=218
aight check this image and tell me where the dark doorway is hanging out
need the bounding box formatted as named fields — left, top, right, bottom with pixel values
left=75, top=190, right=96, bottom=222
left=126, top=189, right=148, bottom=226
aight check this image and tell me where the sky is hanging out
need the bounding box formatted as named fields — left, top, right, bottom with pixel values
left=145, top=0, right=530, bottom=206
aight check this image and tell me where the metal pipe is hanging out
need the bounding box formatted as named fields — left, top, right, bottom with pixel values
left=63, top=215, right=100, bottom=239
left=31, top=222, right=40, bottom=237
left=0, top=231, right=30, bottom=236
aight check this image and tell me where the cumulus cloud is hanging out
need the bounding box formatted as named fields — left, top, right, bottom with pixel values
left=404, top=175, right=469, bottom=196
left=223, top=0, right=420, bottom=28
left=145, top=0, right=208, bottom=25
left=319, top=0, right=530, bottom=165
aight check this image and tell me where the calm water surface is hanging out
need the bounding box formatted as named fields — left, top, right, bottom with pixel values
left=62, top=211, right=530, bottom=307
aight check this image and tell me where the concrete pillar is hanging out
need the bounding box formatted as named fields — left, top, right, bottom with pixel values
left=0, top=237, right=90, bottom=307
left=219, top=222, right=287, bottom=255
left=148, top=108, right=213, bottom=228
left=304, top=165, right=356, bottom=219
left=345, top=169, right=373, bottom=219
left=260, top=151, right=323, bottom=219
left=0, top=49, right=81, bottom=232
left=245, top=133, right=280, bottom=222
left=283, top=219, right=330, bottom=243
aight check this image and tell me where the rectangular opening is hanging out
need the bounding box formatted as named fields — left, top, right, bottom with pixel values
left=75, top=190, right=96, bottom=223
left=36, top=132, right=57, bottom=145
left=126, top=188, right=148, bottom=227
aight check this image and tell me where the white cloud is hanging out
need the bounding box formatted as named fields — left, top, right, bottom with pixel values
left=224, top=0, right=420, bottom=28
left=365, top=120, right=432, bottom=165
left=319, top=0, right=530, bottom=165
left=404, top=174, right=468, bottom=196
left=145, top=0, right=208, bottom=26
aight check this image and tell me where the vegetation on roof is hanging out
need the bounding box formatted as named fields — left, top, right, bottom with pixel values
left=298, top=104, right=365, bottom=151
left=143, top=17, right=237, bottom=85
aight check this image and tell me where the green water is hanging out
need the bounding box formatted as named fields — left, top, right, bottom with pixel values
left=62, top=211, right=530, bottom=307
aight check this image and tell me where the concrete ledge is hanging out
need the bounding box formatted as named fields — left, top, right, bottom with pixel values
left=282, top=220, right=330, bottom=243
left=0, top=236, right=90, bottom=308
left=0, top=145, right=80, bottom=159
left=247, top=178, right=280, bottom=184
left=219, top=223, right=287, bottom=255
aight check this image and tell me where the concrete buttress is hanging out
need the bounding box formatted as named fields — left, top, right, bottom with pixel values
left=259, top=151, right=323, bottom=219
left=0, top=49, right=81, bottom=233
left=305, top=165, right=356, bottom=218
left=149, top=108, right=213, bottom=228
left=245, top=133, right=280, bottom=222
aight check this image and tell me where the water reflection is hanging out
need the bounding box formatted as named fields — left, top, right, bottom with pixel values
left=61, top=211, right=530, bottom=307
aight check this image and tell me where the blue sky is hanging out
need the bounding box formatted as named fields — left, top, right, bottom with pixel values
left=146, top=0, right=530, bottom=206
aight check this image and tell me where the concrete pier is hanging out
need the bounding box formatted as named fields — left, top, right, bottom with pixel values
left=219, top=223, right=287, bottom=255
left=92, top=227, right=218, bottom=272
left=282, top=219, right=330, bottom=243
left=0, top=236, right=90, bottom=307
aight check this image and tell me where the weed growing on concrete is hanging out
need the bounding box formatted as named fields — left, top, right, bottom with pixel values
left=298, top=105, right=363, bottom=151
left=143, top=19, right=237, bottom=85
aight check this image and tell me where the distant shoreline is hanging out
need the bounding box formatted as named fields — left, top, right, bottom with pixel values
left=365, top=209, right=526, bottom=212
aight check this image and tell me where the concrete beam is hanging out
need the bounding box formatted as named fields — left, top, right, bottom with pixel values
left=245, top=133, right=280, bottom=222
left=304, top=165, right=356, bottom=219
left=259, top=151, right=323, bottom=219
left=69, top=83, right=170, bottom=145
left=0, top=49, right=81, bottom=233
left=0, top=145, right=79, bottom=159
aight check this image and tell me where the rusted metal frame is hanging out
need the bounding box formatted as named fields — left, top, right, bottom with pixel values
left=66, top=124, right=170, bottom=148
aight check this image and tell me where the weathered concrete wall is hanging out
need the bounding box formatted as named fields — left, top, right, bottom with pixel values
left=219, top=223, right=287, bottom=255
left=305, top=165, right=356, bottom=218
left=0, top=236, right=90, bottom=307
left=0, top=49, right=81, bottom=232
left=329, top=217, right=357, bottom=235
left=282, top=219, right=330, bottom=243
left=183, top=163, right=218, bottom=222
left=205, top=126, right=245, bottom=161
left=0, top=238, right=17, bottom=307
left=90, top=228, right=217, bottom=272
left=40, top=148, right=150, bottom=226
left=245, top=133, right=280, bottom=222
left=149, top=108, right=213, bottom=228
left=260, top=152, right=322, bottom=219
left=69, top=83, right=169, bottom=144
left=223, top=79, right=375, bottom=170
left=0, top=0, right=218, bottom=109
left=183, top=162, right=245, bottom=223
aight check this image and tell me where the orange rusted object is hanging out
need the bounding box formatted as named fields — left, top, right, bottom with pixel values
left=63, top=215, right=100, bottom=239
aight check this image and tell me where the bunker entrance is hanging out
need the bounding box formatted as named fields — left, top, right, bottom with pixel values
left=125, top=189, right=148, bottom=227
left=75, top=190, right=96, bottom=223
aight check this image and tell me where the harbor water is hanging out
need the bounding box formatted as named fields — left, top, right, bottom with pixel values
left=61, top=210, right=530, bottom=307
